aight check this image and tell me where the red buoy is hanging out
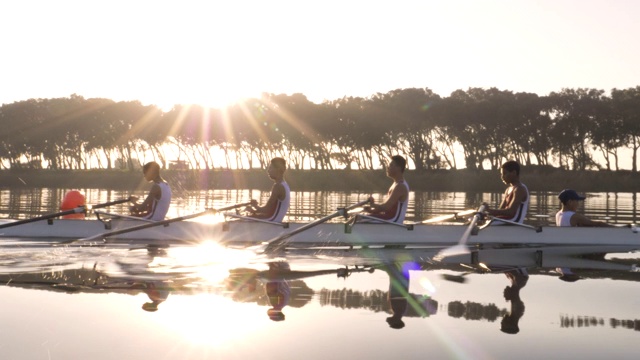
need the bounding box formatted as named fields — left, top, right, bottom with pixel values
left=60, top=190, right=86, bottom=219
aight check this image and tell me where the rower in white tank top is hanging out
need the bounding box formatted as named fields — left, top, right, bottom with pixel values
left=144, top=181, right=172, bottom=221
left=497, top=183, right=529, bottom=224
left=267, top=181, right=290, bottom=223
left=485, top=161, right=528, bottom=225
left=246, top=158, right=290, bottom=223
left=363, top=156, right=410, bottom=224
left=130, top=161, right=172, bottom=221
left=368, top=180, right=409, bottom=223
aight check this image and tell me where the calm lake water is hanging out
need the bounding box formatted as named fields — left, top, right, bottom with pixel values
left=1, top=188, right=639, bottom=359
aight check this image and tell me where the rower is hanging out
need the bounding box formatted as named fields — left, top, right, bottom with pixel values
left=362, top=155, right=409, bottom=223
left=129, top=161, right=172, bottom=221
left=245, top=157, right=290, bottom=223
left=483, top=160, right=529, bottom=225
left=555, top=189, right=612, bottom=227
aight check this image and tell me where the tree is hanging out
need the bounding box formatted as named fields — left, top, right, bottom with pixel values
left=611, top=87, right=640, bottom=172
left=548, top=88, right=607, bottom=170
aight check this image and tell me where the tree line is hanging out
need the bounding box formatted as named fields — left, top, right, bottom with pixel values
left=1, top=86, right=640, bottom=171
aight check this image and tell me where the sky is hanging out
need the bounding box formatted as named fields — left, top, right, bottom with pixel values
left=1, top=0, right=639, bottom=110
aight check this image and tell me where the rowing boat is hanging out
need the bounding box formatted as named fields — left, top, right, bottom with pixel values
left=1, top=216, right=639, bottom=248
left=293, top=244, right=638, bottom=270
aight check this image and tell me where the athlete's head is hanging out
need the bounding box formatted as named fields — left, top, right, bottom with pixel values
left=390, top=155, right=407, bottom=173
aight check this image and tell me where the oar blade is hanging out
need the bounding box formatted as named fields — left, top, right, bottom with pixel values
left=433, top=245, right=470, bottom=261
left=433, top=205, right=486, bottom=261
left=441, top=273, right=468, bottom=283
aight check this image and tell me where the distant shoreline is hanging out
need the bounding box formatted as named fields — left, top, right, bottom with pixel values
left=2, top=168, right=640, bottom=193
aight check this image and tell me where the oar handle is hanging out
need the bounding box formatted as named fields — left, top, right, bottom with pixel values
left=90, top=197, right=134, bottom=210
left=337, top=199, right=372, bottom=217
left=208, top=202, right=252, bottom=213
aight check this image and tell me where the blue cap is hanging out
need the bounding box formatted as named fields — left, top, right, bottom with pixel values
left=558, top=189, right=586, bottom=203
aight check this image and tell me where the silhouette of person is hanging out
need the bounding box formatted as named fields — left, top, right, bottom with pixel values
left=141, top=280, right=170, bottom=312
left=382, top=262, right=410, bottom=329
left=500, top=268, right=528, bottom=334
left=263, top=262, right=291, bottom=322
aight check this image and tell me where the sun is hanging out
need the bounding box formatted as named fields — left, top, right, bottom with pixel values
left=143, top=89, right=254, bottom=113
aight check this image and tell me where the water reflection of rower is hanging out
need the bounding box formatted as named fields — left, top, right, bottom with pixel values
left=140, top=280, right=170, bottom=312
left=225, top=261, right=375, bottom=321
left=381, top=263, right=409, bottom=329
left=381, top=262, right=438, bottom=329
left=263, top=262, right=291, bottom=321
left=500, top=268, right=528, bottom=334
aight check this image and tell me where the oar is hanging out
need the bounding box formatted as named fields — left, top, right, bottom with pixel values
left=0, top=207, right=87, bottom=229
left=489, top=216, right=543, bottom=232
left=434, top=205, right=486, bottom=260
left=89, top=197, right=134, bottom=210
left=418, top=209, right=477, bottom=224
left=93, top=210, right=156, bottom=223
left=441, top=264, right=528, bottom=284
left=263, top=199, right=371, bottom=249
left=0, top=197, right=136, bottom=230
left=59, top=202, right=251, bottom=245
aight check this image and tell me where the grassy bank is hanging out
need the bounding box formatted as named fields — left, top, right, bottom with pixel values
left=2, top=167, right=640, bottom=193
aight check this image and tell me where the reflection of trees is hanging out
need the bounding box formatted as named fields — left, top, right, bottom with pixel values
left=561, top=316, right=640, bottom=331
left=610, top=319, right=640, bottom=331
left=318, top=289, right=438, bottom=318
left=447, top=301, right=504, bottom=322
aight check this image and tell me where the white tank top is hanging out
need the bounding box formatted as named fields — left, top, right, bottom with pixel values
left=144, top=181, right=172, bottom=221
left=391, top=181, right=410, bottom=223
left=500, top=183, right=529, bottom=224
left=267, top=181, right=290, bottom=222
left=555, top=210, right=575, bottom=227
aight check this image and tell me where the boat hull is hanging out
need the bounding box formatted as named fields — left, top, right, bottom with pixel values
left=1, top=218, right=639, bottom=248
